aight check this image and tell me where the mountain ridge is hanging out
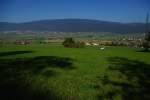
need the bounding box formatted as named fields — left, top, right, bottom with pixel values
left=0, top=19, right=146, bottom=33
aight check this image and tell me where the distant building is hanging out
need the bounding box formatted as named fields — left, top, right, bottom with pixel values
left=92, top=43, right=99, bottom=46
left=85, top=42, right=91, bottom=46
left=14, top=40, right=32, bottom=45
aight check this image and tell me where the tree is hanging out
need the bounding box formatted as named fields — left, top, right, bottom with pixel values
left=62, top=38, right=75, bottom=47
left=142, top=13, right=150, bottom=51
left=62, top=38, right=85, bottom=48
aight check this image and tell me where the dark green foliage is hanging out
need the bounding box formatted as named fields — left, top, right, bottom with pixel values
left=62, top=38, right=85, bottom=48
left=62, top=38, right=75, bottom=48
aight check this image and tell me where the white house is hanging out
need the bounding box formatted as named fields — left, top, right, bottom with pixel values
left=92, top=43, right=99, bottom=46
left=85, top=42, right=91, bottom=46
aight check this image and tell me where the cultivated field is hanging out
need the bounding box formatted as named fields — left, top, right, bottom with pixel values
left=0, top=44, right=150, bottom=100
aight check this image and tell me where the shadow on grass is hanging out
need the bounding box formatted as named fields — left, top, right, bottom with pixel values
left=0, top=55, right=74, bottom=100
left=0, top=81, right=59, bottom=100
left=96, top=57, right=150, bottom=100
left=0, top=51, right=34, bottom=57
left=136, top=49, right=150, bottom=52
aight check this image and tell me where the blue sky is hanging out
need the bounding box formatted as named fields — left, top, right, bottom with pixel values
left=0, top=0, right=150, bottom=23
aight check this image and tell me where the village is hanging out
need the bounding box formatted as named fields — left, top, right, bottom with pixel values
left=0, top=34, right=142, bottom=49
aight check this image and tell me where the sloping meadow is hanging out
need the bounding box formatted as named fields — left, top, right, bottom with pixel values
left=0, top=44, right=150, bottom=100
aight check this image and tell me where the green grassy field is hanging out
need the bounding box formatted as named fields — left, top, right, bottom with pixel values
left=0, top=44, right=150, bottom=100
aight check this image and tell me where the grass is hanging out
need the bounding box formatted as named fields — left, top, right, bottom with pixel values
left=0, top=44, right=150, bottom=100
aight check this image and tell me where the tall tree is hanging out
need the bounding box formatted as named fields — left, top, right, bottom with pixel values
left=145, top=13, right=150, bottom=41
left=143, top=13, right=150, bottom=51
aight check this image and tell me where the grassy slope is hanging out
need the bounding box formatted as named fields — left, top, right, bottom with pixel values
left=0, top=44, right=150, bottom=100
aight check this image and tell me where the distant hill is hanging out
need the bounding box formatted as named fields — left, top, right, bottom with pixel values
left=0, top=19, right=146, bottom=33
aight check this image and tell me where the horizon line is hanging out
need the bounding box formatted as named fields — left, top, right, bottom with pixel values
left=0, top=18, right=147, bottom=24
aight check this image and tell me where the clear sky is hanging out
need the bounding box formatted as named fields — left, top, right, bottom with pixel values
left=0, top=0, right=150, bottom=23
